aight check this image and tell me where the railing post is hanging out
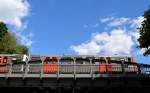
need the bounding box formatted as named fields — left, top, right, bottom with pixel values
left=137, top=64, right=141, bottom=75
left=121, top=61, right=125, bottom=75
left=90, top=58, right=93, bottom=79
left=24, top=60, right=28, bottom=79
left=73, top=58, right=76, bottom=80
left=104, top=57, right=108, bottom=74
left=40, top=56, right=46, bottom=79
left=8, top=62, right=12, bottom=78
left=57, top=58, right=60, bottom=80
left=41, top=60, right=43, bottom=79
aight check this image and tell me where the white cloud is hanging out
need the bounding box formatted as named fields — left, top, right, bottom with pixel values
left=100, top=17, right=114, bottom=23
left=129, top=16, right=144, bottom=45
left=71, top=41, right=101, bottom=55
left=0, top=0, right=33, bottom=46
left=129, top=16, right=144, bottom=29
left=108, top=17, right=130, bottom=27
left=137, top=48, right=146, bottom=55
left=71, top=16, right=144, bottom=55
left=0, top=0, right=30, bottom=29
left=20, top=34, right=33, bottom=47
left=71, top=28, right=134, bottom=55
left=100, top=17, right=130, bottom=27
left=17, top=32, right=33, bottom=46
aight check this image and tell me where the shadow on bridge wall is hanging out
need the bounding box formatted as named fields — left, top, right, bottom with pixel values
left=0, top=77, right=150, bottom=93
left=0, top=86, right=150, bottom=93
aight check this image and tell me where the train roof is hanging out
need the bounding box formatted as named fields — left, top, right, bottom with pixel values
left=30, top=54, right=134, bottom=57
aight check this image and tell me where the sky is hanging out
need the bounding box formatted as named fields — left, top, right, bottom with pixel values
left=0, top=0, right=150, bottom=64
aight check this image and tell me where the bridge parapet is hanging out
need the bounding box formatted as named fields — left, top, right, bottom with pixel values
left=0, top=63, right=149, bottom=79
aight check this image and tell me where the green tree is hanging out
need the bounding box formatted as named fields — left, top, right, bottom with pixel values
left=138, top=6, right=150, bottom=56
left=0, top=22, right=8, bottom=41
left=0, top=22, right=29, bottom=54
left=0, top=32, right=17, bottom=54
left=15, top=45, right=29, bottom=54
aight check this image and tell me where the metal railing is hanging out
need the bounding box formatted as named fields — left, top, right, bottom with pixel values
left=0, top=63, right=149, bottom=78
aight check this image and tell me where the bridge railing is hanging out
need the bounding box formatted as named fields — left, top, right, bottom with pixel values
left=0, top=63, right=150, bottom=78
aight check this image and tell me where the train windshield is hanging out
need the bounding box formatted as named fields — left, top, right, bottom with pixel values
left=76, top=58, right=90, bottom=64
left=44, top=57, right=58, bottom=64
left=107, top=60, right=122, bottom=64
left=60, top=58, right=73, bottom=64
left=29, top=57, right=42, bottom=63
left=92, top=59, right=106, bottom=64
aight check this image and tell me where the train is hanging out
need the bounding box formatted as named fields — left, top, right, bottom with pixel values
left=0, top=54, right=150, bottom=74
left=0, top=54, right=148, bottom=75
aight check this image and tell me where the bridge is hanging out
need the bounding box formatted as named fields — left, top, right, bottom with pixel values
left=0, top=66, right=150, bottom=93
left=0, top=55, right=150, bottom=93
left=0, top=63, right=150, bottom=87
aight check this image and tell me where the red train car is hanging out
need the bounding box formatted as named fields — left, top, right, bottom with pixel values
left=0, top=56, right=9, bottom=65
left=99, top=63, right=106, bottom=73
left=43, top=55, right=60, bottom=74
left=93, top=57, right=107, bottom=74
left=95, top=55, right=133, bottom=73
left=0, top=55, right=11, bottom=73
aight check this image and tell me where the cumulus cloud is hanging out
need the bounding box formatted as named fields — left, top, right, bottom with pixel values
left=0, top=0, right=33, bottom=46
left=0, top=0, right=30, bottom=29
left=71, top=28, right=134, bottom=55
left=71, top=41, right=101, bottom=55
left=71, top=16, right=144, bottom=55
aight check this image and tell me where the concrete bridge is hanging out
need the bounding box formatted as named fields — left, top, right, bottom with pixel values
left=0, top=54, right=150, bottom=93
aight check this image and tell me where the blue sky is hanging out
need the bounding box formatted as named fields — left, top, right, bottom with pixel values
left=0, top=0, right=150, bottom=64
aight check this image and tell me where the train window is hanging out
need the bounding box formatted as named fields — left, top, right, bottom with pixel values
left=44, top=57, right=51, bottom=63
left=52, top=57, right=57, bottom=59
left=92, top=59, right=105, bottom=65
left=76, top=61, right=90, bottom=64
left=76, top=61, right=83, bottom=64
left=61, top=61, right=72, bottom=64
left=60, top=60, right=72, bottom=64
left=106, top=57, right=111, bottom=60
left=108, top=60, right=121, bottom=63
left=60, top=59, right=73, bottom=64
left=76, top=59, right=90, bottom=64
left=29, top=58, right=42, bottom=63
left=3, top=57, right=7, bottom=63
left=128, top=57, right=131, bottom=62
left=44, top=58, right=58, bottom=64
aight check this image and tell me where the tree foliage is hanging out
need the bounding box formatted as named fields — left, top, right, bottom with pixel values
left=138, top=6, right=150, bottom=56
left=15, top=45, right=29, bottom=54
left=0, top=22, right=29, bottom=54
left=0, top=22, right=8, bottom=41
